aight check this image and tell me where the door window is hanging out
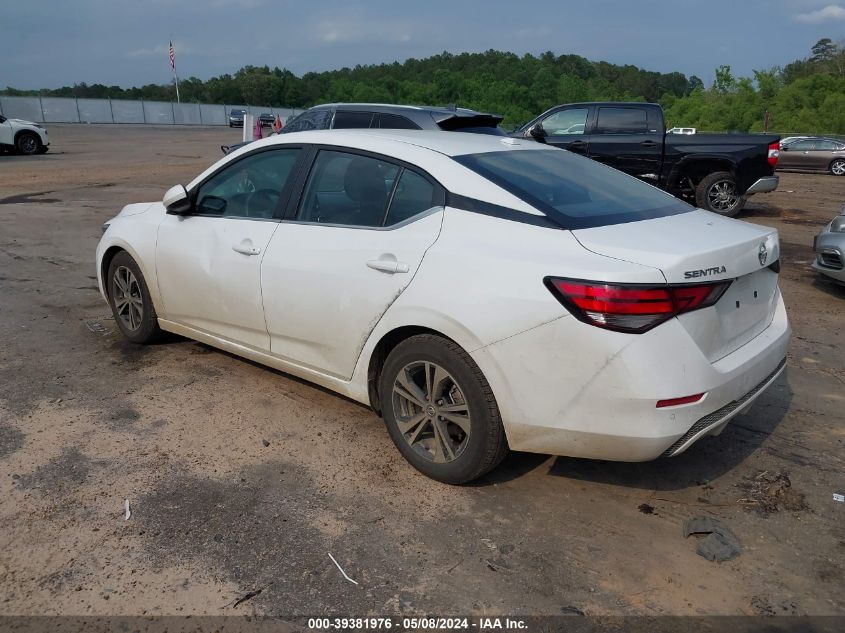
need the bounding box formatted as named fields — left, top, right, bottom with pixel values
left=595, top=108, right=648, bottom=134
left=376, top=113, right=421, bottom=130
left=815, top=140, right=839, bottom=151
left=385, top=169, right=436, bottom=226
left=332, top=111, right=374, bottom=129
left=541, top=109, right=588, bottom=135
left=788, top=140, right=815, bottom=151
left=296, top=151, right=400, bottom=227
left=283, top=109, right=332, bottom=132
left=194, top=148, right=301, bottom=219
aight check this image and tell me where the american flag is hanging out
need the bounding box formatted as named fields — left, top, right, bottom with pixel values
left=169, top=41, right=175, bottom=71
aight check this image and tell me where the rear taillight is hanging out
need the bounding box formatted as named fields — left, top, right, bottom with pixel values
left=545, top=278, right=732, bottom=334
left=768, top=141, right=780, bottom=168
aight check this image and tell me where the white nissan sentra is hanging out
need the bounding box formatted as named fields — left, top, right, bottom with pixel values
left=96, top=130, right=790, bottom=484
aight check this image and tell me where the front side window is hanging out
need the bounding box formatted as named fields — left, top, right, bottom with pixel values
left=540, top=108, right=588, bottom=135
left=595, top=107, right=648, bottom=134
left=454, top=149, right=690, bottom=229
left=333, top=111, right=374, bottom=129
left=789, top=140, right=815, bottom=151
left=194, top=148, right=301, bottom=219
left=296, top=151, right=400, bottom=227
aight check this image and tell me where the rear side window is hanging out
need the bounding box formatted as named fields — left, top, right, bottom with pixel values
left=385, top=170, right=436, bottom=226
left=296, top=151, right=399, bottom=227
left=815, top=140, right=840, bottom=151
left=376, top=113, right=420, bottom=130
left=333, top=111, right=374, bottom=129
left=454, top=149, right=690, bottom=229
left=595, top=107, right=648, bottom=134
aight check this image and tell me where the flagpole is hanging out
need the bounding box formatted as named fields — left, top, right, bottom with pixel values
left=169, top=39, right=180, bottom=104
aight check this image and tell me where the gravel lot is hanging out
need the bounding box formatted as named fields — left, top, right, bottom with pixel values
left=0, top=124, right=843, bottom=617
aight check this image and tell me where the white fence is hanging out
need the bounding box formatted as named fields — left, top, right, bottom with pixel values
left=0, top=95, right=304, bottom=126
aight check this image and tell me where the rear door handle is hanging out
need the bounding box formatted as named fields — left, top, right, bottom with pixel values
left=232, top=240, right=260, bottom=256
left=641, top=140, right=658, bottom=147
left=367, top=259, right=409, bottom=274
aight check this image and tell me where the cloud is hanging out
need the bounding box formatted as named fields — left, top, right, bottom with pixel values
left=127, top=43, right=193, bottom=59
left=793, top=3, right=845, bottom=23
left=315, top=17, right=414, bottom=44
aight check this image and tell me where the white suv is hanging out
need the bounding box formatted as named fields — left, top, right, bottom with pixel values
left=0, top=115, right=50, bottom=155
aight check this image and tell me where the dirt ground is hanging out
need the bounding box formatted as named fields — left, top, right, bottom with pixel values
left=0, top=124, right=843, bottom=618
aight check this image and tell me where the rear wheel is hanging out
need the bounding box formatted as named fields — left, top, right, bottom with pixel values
left=16, top=132, right=40, bottom=155
left=831, top=159, right=845, bottom=176
left=106, top=251, right=162, bottom=344
left=696, top=171, right=745, bottom=217
left=379, top=334, right=508, bottom=484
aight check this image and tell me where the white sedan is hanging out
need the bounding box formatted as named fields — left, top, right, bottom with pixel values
left=96, top=130, right=790, bottom=483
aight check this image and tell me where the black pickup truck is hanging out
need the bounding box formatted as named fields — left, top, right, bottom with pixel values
left=513, top=102, right=780, bottom=216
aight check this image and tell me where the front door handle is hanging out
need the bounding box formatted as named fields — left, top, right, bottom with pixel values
left=232, top=240, right=260, bottom=256
left=641, top=140, right=658, bottom=147
left=367, top=259, right=410, bottom=274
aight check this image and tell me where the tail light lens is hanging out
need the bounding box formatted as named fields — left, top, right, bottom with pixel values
left=545, top=278, right=732, bottom=334
left=768, top=141, right=780, bottom=168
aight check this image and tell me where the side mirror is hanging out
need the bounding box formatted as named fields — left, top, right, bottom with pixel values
left=0, top=115, right=6, bottom=123
left=528, top=123, right=546, bottom=141
left=163, top=184, right=191, bottom=215
left=780, top=145, right=789, bottom=151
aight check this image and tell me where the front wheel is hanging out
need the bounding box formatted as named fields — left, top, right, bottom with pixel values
left=106, top=251, right=162, bottom=344
left=16, top=132, right=40, bottom=155
left=831, top=159, right=845, bottom=176
left=379, top=334, right=508, bottom=484
left=696, top=171, right=745, bottom=217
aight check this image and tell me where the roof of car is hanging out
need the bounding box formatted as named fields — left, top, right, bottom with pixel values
left=259, top=128, right=549, bottom=157
left=306, top=102, right=501, bottom=119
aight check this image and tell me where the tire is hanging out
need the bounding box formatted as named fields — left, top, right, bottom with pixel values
left=106, top=251, right=162, bottom=344
left=830, top=159, right=845, bottom=177
left=695, top=171, right=745, bottom=217
left=15, top=132, right=40, bottom=156
left=378, top=334, right=508, bottom=484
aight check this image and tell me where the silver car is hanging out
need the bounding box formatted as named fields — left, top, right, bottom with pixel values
left=813, top=205, right=845, bottom=283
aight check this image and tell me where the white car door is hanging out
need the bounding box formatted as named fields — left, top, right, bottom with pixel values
left=156, top=147, right=304, bottom=350
left=0, top=117, right=13, bottom=146
left=261, top=149, right=444, bottom=379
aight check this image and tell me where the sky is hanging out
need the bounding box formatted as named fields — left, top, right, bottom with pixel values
left=1, top=0, right=844, bottom=90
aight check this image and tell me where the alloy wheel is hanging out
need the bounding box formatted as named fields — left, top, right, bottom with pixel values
left=391, top=361, right=471, bottom=463
left=112, top=266, right=144, bottom=331
left=832, top=160, right=845, bottom=176
left=707, top=179, right=741, bottom=212
left=19, top=136, right=37, bottom=154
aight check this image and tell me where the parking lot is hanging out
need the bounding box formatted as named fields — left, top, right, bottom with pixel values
left=0, top=124, right=843, bottom=617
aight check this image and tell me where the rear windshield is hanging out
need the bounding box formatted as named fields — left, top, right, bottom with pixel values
left=453, top=149, right=691, bottom=229
left=437, top=115, right=503, bottom=135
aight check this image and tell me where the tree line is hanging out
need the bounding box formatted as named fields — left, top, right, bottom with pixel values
left=3, top=39, right=843, bottom=133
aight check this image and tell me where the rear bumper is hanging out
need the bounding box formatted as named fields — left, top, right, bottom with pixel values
left=472, top=292, right=790, bottom=461
left=745, top=176, right=779, bottom=195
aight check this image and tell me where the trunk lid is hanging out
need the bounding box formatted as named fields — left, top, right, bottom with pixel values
left=572, top=209, right=780, bottom=361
